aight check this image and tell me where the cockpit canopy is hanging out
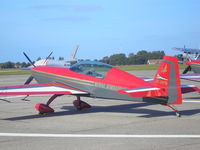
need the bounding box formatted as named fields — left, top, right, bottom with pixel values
left=70, top=61, right=113, bottom=78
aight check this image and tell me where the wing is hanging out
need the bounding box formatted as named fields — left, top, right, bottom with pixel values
left=173, top=47, right=200, bottom=54
left=0, top=82, right=88, bottom=95
left=180, top=73, right=200, bottom=81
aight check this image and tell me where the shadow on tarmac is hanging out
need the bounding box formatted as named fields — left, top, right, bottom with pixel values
left=0, top=99, right=11, bottom=103
left=184, top=96, right=200, bottom=100
left=2, top=102, right=200, bottom=121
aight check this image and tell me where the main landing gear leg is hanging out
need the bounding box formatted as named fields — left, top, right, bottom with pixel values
left=21, top=95, right=30, bottom=101
left=73, top=96, right=91, bottom=110
left=164, top=104, right=181, bottom=117
left=35, top=94, right=62, bottom=115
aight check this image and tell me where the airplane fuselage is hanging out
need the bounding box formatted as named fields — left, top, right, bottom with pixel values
left=31, top=66, right=151, bottom=101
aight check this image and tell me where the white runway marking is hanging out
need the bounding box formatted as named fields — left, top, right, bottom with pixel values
left=1, top=133, right=200, bottom=138
left=183, top=100, right=200, bottom=103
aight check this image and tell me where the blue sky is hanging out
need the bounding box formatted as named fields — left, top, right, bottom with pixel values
left=0, top=0, right=200, bottom=62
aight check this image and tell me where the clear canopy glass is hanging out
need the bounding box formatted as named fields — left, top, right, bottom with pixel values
left=70, top=61, right=113, bottom=78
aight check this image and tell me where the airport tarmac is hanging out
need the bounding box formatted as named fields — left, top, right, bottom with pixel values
left=0, top=71, right=200, bottom=150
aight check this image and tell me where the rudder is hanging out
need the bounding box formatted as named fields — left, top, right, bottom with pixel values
left=153, top=56, right=182, bottom=105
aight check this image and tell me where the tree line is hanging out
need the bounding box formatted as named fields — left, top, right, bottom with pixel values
left=0, top=50, right=165, bottom=68
left=100, top=50, right=165, bottom=65
left=0, top=61, right=31, bottom=69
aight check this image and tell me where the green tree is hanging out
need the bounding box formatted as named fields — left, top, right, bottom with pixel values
left=1, top=61, right=15, bottom=68
left=149, top=51, right=165, bottom=59
left=100, top=56, right=110, bottom=64
left=59, top=57, right=64, bottom=60
left=15, top=62, right=21, bottom=68
left=136, top=50, right=149, bottom=64
left=127, top=53, right=136, bottom=64
left=110, top=53, right=127, bottom=65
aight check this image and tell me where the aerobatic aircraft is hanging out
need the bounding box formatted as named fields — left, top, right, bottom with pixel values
left=33, top=45, right=79, bottom=67
left=173, top=46, right=200, bottom=74
left=183, top=60, right=200, bottom=74
left=0, top=55, right=199, bottom=117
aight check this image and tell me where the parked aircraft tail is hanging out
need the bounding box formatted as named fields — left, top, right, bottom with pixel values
left=119, top=56, right=182, bottom=105
left=153, top=56, right=182, bottom=105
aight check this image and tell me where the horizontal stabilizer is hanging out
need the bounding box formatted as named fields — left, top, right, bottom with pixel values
left=118, top=86, right=165, bottom=97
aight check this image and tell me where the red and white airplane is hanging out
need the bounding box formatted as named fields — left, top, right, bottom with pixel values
left=183, top=60, right=200, bottom=74
left=0, top=56, right=199, bottom=117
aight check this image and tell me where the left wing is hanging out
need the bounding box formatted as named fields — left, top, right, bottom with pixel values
left=0, top=82, right=88, bottom=95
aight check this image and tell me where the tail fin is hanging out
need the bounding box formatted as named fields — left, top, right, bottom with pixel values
left=153, top=56, right=182, bottom=104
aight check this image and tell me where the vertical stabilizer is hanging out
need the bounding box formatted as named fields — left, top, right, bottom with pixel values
left=153, top=56, right=182, bottom=104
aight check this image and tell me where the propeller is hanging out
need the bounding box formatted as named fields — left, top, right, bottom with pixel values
left=23, top=52, right=36, bottom=85
left=22, top=51, right=53, bottom=100
left=44, top=51, right=53, bottom=65
left=182, top=65, right=191, bottom=74
left=23, top=51, right=53, bottom=85
left=23, top=52, right=35, bottom=67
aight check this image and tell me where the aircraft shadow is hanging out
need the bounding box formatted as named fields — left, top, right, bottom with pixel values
left=0, top=99, right=11, bottom=103
left=184, top=96, right=200, bottom=100
left=2, top=102, right=200, bottom=121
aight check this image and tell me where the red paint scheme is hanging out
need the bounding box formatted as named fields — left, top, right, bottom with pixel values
left=33, top=65, right=168, bottom=98
left=35, top=104, right=54, bottom=113
left=73, top=100, right=91, bottom=110
left=154, top=56, right=182, bottom=105
left=105, top=67, right=150, bottom=88
left=32, top=56, right=182, bottom=104
left=186, top=60, right=200, bottom=65
left=118, top=56, right=182, bottom=105
left=33, top=65, right=152, bottom=90
left=119, top=88, right=167, bottom=98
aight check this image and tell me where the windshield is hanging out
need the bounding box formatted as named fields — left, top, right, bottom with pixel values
left=70, top=61, right=113, bottom=78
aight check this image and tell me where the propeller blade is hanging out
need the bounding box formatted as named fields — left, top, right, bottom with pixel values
left=23, top=52, right=35, bottom=67
left=24, top=75, right=34, bottom=85
left=44, top=51, right=53, bottom=65
left=182, top=66, right=191, bottom=74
